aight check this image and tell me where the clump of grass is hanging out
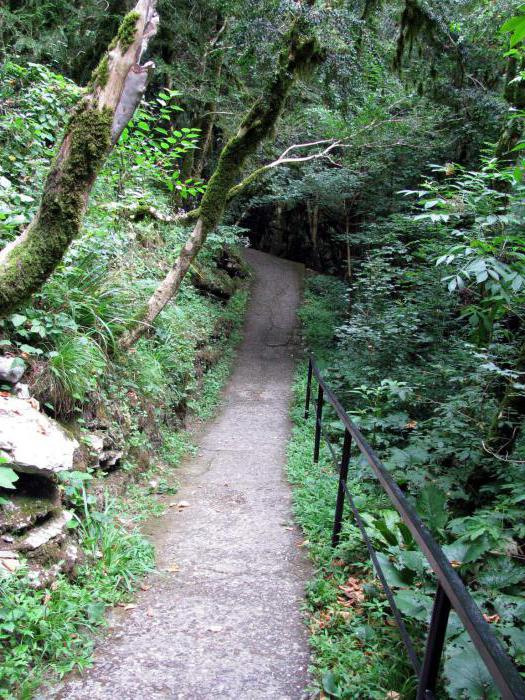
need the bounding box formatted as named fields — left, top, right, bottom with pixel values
left=0, top=491, right=154, bottom=699
left=46, top=333, right=106, bottom=411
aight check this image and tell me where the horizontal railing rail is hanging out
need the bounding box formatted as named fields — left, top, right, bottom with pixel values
left=304, top=356, right=525, bottom=700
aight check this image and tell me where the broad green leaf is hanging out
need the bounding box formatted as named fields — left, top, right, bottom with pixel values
left=393, top=589, right=433, bottom=621
left=0, top=466, right=19, bottom=490
left=375, top=552, right=411, bottom=587
left=417, top=484, right=448, bottom=530
left=444, top=640, right=498, bottom=699
left=10, top=313, right=27, bottom=327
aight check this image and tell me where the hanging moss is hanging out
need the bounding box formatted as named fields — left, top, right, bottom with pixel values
left=394, top=1, right=441, bottom=72
left=116, top=10, right=141, bottom=53
left=0, top=105, right=113, bottom=315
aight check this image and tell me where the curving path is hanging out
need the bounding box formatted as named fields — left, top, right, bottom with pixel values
left=41, top=249, right=311, bottom=700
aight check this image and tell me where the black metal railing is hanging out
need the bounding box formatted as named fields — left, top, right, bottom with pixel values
left=304, top=356, right=525, bottom=700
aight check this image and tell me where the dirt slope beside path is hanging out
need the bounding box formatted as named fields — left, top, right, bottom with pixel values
left=40, top=250, right=312, bottom=700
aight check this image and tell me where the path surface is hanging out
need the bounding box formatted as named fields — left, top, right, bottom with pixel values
left=41, top=250, right=311, bottom=700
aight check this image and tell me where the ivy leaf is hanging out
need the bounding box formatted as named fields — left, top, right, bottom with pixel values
left=322, top=671, right=341, bottom=698
left=10, top=313, right=27, bottom=327
left=477, top=557, right=525, bottom=590
left=504, top=627, right=525, bottom=655
left=375, top=552, right=411, bottom=587
left=86, top=601, right=106, bottom=623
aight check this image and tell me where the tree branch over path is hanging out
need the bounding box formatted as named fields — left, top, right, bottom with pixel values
left=119, top=19, right=325, bottom=349
left=0, top=0, right=159, bottom=317
left=149, top=115, right=408, bottom=225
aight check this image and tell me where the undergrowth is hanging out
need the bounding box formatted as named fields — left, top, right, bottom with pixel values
left=0, top=60, right=250, bottom=697
left=290, top=268, right=525, bottom=699
left=0, top=286, right=247, bottom=698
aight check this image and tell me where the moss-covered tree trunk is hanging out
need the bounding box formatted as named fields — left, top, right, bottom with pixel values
left=0, top=0, right=159, bottom=317
left=119, top=20, right=324, bottom=350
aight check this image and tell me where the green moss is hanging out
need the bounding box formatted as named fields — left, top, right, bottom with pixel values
left=198, top=21, right=324, bottom=234
left=117, top=10, right=140, bottom=53
left=89, top=54, right=109, bottom=90
left=0, top=104, right=113, bottom=316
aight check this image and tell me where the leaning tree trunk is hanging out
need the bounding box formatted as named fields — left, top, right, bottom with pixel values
left=0, top=0, right=159, bottom=317
left=119, top=19, right=324, bottom=350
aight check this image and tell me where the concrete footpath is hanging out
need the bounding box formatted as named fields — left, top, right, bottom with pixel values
left=41, top=249, right=311, bottom=700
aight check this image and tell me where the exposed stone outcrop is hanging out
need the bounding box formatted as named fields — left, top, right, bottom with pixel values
left=0, top=356, right=26, bottom=384
left=0, top=494, right=57, bottom=534
left=0, top=395, right=78, bottom=478
left=17, top=509, right=73, bottom=551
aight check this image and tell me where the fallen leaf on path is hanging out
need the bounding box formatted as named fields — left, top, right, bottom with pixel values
left=140, top=583, right=152, bottom=591
left=118, top=603, right=137, bottom=610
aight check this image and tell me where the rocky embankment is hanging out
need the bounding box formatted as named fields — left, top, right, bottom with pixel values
left=0, top=354, right=131, bottom=584
left=0, top=249, right=249, bottom=586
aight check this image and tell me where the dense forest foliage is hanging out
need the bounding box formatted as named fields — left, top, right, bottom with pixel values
left=0, top=0, right=524, bottom=698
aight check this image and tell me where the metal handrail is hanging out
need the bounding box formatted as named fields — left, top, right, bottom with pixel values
left=304, top=356, right=525, bottom=700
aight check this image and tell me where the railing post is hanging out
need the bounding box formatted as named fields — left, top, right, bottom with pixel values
left=416, top=584, right=452, bottom=700
left=304, top=359, right=313, bottom=419
left=313, top=383, right=324, bottom=463
left=332, top=429, right=352, bottom=547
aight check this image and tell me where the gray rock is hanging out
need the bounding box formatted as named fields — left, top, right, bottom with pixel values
left=0, top=356, right=26, bottom=384
left=85, top=432, right=123, bottom=470
left=13, top=382, right=30, bottom=399
left=0, top=396, right=78, bottom=478
left=16, top=509, right=73, bottom=551
left=0, top=494, right=56, bottom=534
